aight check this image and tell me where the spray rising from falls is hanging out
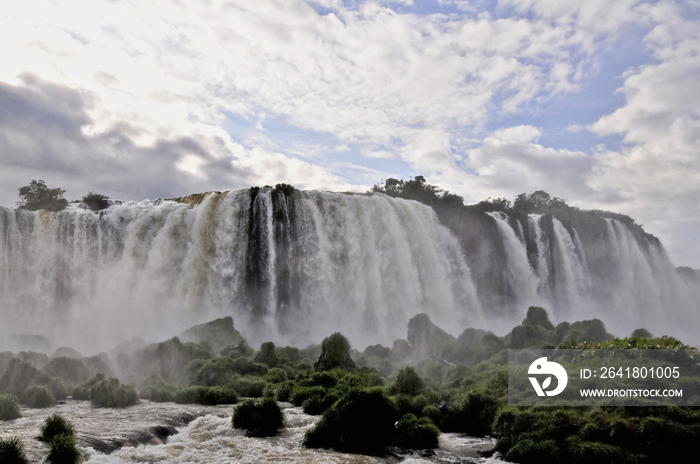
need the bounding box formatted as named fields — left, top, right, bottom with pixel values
left=0, top=187, right=698, bottom=352
left=0, top=188, right=482, bottom=351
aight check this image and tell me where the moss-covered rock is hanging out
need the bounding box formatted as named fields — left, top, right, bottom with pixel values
left=179, top=316, right=245, bottom=353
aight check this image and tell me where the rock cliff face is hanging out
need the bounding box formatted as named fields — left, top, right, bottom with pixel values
left=0, top=185, right=698, bottom=351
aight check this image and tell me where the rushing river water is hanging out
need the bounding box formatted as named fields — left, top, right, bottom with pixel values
left=0, top=400, right=508, bottom=463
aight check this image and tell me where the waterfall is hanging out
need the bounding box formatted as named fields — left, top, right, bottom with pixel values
left=0, top=189, right=482, bottom=352
left=1, top=188, right=698, bottom=353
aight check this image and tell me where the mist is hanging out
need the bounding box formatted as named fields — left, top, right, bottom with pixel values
left=1, top=185, right=699, bottom=356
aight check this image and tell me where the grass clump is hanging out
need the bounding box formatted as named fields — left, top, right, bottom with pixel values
left=230, top=377, right=267, bottom=397
left=45, top=434, right=83, bottom=464
left=0, top=394, right=21, bottom=420
left=232, top=397, right=284, bottom=437
left=0, top=437, right=29, bottom=464
left=41, top=413, right=76, bottom=442
left=23, top=385, right=55, bottom=408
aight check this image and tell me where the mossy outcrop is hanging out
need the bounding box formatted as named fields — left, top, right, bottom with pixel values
left=179, top=316, right=245, bottom=353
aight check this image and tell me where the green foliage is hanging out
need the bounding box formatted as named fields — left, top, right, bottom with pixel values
left=231, top=377, right=267, bottom=398
left=392, top=413, right=439, bottom=449
left=265, top=367, right=287, bottom=384
left=0, top=437, right=29, bottom=464
left=631, top=328, right=653, bottom=338
left=192, top=357, right=237, bottom=386
left=42, top=357, right=91, bottom=384
left=576, top=335, right=692, bottom=350
left=303, top=389, right=399, bottom=455
left=254, top=342, right=278, bottom=367
left=512, top=190, right=568, bottom=214
left=371, top=176, right=464, bottom=212
left=232, top=397, right=284, bottom=437
left=45, top=434, right=83, bottom=464
left=318, top=333, right=352, bottom=370
left=0, top=357, right=60, bottom=396
left=17, top=180, right=68, bottom=211
left=302, top=390, right=339, bottom=415
left=22, top=384, right=55, bottom=408
left=41, top=413, right=75, bottom=442
left=393, top=366, right=424, bottom=396
left=173, top=386, right=238, bottom=405
left=0, top=394, right=21, bottom=420
left=87, top=377, right=138, bottom=408
left=300, top=371, right=338, bottom=388
left=72, top=373, right=105, bottom=400
left=139, top=380, right=179, bottom=402
left=81, top=192, right=110, bottom=211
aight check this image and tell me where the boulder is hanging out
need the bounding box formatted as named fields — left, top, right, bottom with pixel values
left=179, top=316, right=245, bottom=353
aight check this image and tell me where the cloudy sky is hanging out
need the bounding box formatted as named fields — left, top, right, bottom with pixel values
left=1, top=0, right=699, bottom=267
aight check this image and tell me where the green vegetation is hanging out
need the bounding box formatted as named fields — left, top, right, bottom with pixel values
left=81, top=192, right=110, bottom=211
left=45, top=434, right=83, bottom=464
left=41, top=413, right=76, bottom=442
left=22, top=384, right=55, bottom=408
left=173, top=386, right=238, bottom=405
left=317, top=333, right=354, bottom=370
left=87, top=377, right=138, bottom=408
left=17, top=180, right=68, bottom=211
left=304, top=389, right=398, bottom=455
left=42, top=356, right=91, bottom=384
left=0, top=437, right=29, bottom=464
left=232, top=397, right=284, bottom=437
left=0, top=394, right=21, bottom=420
left=41, top=414, right=82, bottom=464
left=73, top=374, right=138, bottom=407
left=391, top=413, right=439, bottom=449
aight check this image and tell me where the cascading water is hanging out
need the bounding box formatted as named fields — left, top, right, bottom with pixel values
left=0, top=188, right=482, bottom=352
left=0, top=187, right=698, bottom=353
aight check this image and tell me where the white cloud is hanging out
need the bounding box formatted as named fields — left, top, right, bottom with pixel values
left=1, top=0, right=700, bottom=267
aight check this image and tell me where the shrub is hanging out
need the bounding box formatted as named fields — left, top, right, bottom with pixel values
left=45, top=434, right=83, bottom=464
left=72, top=373, right=105, bottom=400
left=304, top=389, right=399, bottom=455
left=41, top=413, right=75, bottom=442
left=0, top=394, right=21, bottom=420
left=393, top=366, right=424, bottom=396
left=81, top=192, right=110, bottom=211
left=392, top=413, right=439, bottom=449
left=42, top=357, right=91, bottom=384
left=231, top=377, right=267, bottom=398
left=23, top=385, right=55, bottom=408
left=232, top=397, right=284, bottom=437
left=254, top=342, right=278, bottom=367
left=271, top=381, right=294, bottom=402
left=17, top=180, right=68, bottom=211
left=290, top=385, right=325, bottom=407
left=88, top=377, right=138, bottom=408
left=0, top=437, right=29, bottom=464
left=140, top=382, right=179, bottom=402
left=173, top=386, right=237, bottom=405
left=300, top=371, right=338, bottom=388
left=265, top=367, right=287, bottom=384
left=302, top=391, right=339, bottom=415
left=318, top=333, right=354, bottom=370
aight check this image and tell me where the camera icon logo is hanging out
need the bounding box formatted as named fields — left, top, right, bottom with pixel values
left=528, top=357, right=568, bottom=397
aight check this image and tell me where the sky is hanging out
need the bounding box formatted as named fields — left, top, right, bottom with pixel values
left=0, top=0, right=699, bottom=268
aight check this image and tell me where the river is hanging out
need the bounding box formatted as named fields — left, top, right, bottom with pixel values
left=0, top=399, right=509, bottom=463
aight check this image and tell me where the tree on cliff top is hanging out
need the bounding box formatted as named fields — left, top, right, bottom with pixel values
left=17, top=180, right=68, bottom=212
